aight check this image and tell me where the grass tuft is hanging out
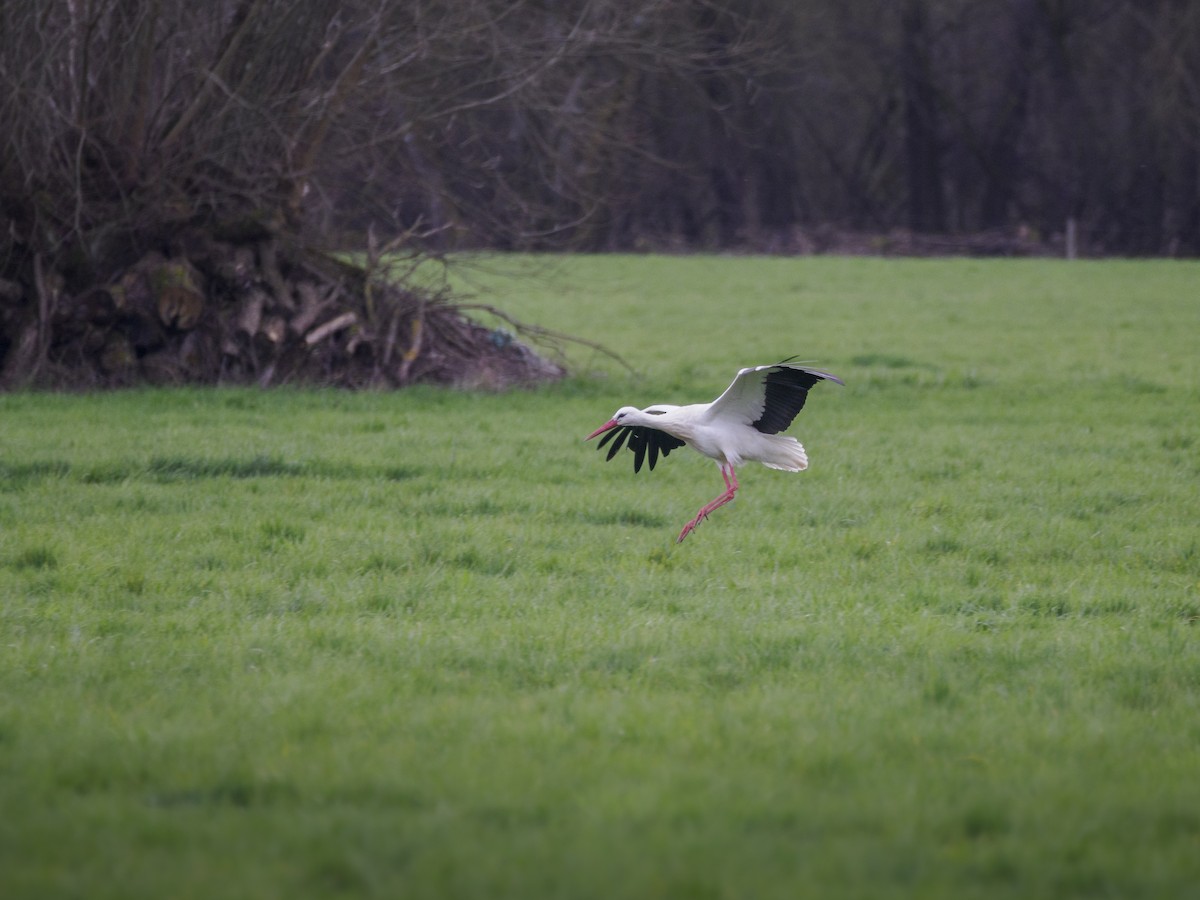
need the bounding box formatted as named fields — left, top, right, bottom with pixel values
left=7, top=545, right=59, bottom=570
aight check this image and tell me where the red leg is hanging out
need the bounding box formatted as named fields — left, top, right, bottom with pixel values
left=677, top=464, right=738, bottom=542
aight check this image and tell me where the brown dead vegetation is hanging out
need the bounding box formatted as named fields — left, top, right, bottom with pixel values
left=0, top=232, right=563, bottom=390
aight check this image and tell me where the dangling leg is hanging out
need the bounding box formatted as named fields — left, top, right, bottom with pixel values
left=677, top=464, right=739, bottom=542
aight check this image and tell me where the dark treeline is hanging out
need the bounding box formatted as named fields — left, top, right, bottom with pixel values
left=4, top=0, right=1199, bottom=263
left=348, top=0, right=1200, bottom=256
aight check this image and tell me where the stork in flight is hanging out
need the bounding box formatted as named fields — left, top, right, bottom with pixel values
left=586, top=362, right=843, bottom=542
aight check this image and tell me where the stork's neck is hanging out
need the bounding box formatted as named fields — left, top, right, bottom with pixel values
left=627, top=403, right=705, bottom=441
left=626, top=404, right=679, bottom=425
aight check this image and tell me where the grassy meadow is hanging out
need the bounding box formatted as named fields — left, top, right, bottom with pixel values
left=1, top=255, right=1199, bottom=898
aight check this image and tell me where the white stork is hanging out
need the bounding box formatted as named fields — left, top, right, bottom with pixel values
left=586, top=361, right=843, bottom=542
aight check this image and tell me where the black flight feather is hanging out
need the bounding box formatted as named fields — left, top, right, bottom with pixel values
left=595, top=425, right=684, bottom=473
left=751, top=365, right=842, bottom=435
left=632, top=430, right=647, bottom=472
left=603, top=426, right=630, bottom=459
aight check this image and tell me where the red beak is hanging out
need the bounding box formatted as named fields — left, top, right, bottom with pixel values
left=586, top=419, right=618, bottom=440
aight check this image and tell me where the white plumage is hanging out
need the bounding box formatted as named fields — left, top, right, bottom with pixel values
left=586, top=361, right=843, bottom=542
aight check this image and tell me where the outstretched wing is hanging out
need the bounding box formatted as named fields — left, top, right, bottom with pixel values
left=705, top=362, right=844, bottom=435
left=594, top=425, right=685, bottom=473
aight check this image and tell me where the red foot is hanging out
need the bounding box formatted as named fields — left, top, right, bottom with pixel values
left=676, top=489, right=736, bottom=542
left=675, top=465, right=739, bottom=543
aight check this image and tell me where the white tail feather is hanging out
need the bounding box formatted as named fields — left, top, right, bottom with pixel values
left=760, top=435, right=808, bottom=471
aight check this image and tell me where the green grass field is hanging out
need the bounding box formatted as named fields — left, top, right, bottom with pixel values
left=2, top=255, right=1198, bottom=899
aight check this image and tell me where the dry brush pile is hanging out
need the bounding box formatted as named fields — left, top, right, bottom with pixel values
left=0, top=230, right=564, bottom=390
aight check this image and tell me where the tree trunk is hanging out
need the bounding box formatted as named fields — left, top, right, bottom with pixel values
left=901, top=0, right=946, bottom=233
left=979, top=0, right=1039, bottom=229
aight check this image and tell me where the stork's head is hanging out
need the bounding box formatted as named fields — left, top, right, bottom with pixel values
left=585, top=406, right=640, bottom=440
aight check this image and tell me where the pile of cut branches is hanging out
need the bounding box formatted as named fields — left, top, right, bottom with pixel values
left=0, top=232, right=564, bottom=390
